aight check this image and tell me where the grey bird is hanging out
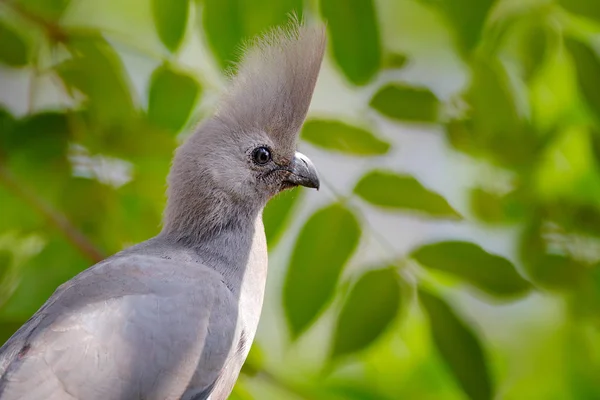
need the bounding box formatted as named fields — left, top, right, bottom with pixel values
left=0, top=22, right=326, bottom=400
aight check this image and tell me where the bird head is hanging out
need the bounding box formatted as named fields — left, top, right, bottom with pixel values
left=164, top=21, right=326, bottom=237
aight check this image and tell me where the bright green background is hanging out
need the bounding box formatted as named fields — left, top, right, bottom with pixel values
left=1, top=0, right=600, bottom=398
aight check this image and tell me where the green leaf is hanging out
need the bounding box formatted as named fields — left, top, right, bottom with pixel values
left=0, top=321, right=28, bottom=345
left=58, top=177, right=117, bottom=251
left=0, top=22, right=29, bottom=67
left=420, top=0, right=497, bottom=55
left=202, top=0, right=303, bottom=70
left=283, top=204, right=361, bottom=338
left=320, top=0, right=381, bottom=85
left=147, top=64, right=200, bottom=132
left=559, top=0, right=600, bottom=24
left=470, top=188, right=529, bottom=224
left=152, top=0, right=189, bottom=52
left=317, top=384, right=395, bottom=400
left=565, top=37, right=600, bottom=121
left=0, top=251, right=12, bottom=281
left=354, top=170, right=461, bottom=219
left=5, top=112, right=71, bottom=203
left=301, top=119, right=390, bottom=156
left=0, top=107, right=17, bottom=154
left=411, top=241, right=531, bottom=298
left=465, top=57, right=538, bottom=168
left=14, top=0, right=71, bottom=21
left=445, top=119, right=476, bottom=155
left=56, top=35, right=135, bottom=125
left=263, top=187, right=302, bottom=248
left=10, top=112, right=70, bottom=164
left=0, top=237, right=90, bottom=321
left=383, top=53, right=408, bottom=70
left=518, top=218, right=588, bottom=290
left=518, top=22, right=550, bottom=82
left=419, top=289, right=494, bottom=400
left=240, top=342, right=264, bottom=376
left=331, top=268, right=401, bottom=358
left=469, top=58, right=520, bottom=137
left=370, top=84, right=439, bottom=123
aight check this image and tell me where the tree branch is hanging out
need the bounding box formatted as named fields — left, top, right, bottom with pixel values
left=0, top=164, right=105, bottom=263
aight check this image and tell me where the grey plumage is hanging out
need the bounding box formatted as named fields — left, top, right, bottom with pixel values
left=0, top=20, right=325, bottom=400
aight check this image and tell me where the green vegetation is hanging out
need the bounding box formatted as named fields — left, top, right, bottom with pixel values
left=1, top=0, right=600, bottom=398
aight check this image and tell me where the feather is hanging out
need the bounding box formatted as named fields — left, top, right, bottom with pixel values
left=216, top=17, right=327, bottom=149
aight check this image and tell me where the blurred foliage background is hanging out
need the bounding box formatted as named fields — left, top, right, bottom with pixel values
left=1, top=0, right=600, bottom=398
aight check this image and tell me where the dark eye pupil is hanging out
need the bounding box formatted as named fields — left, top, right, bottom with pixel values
left=253, top=147, right=271, bottom=164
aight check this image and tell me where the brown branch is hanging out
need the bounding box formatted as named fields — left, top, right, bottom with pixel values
left=0, top=0, right=68, bottom=43
left=0, top=164, right=105, bottom=263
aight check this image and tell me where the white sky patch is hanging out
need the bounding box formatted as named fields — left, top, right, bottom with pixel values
left=68, top=144, right=134, bottom=188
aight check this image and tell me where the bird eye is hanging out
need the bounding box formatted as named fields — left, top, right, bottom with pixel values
left=252, top=147, right=272, bottom=165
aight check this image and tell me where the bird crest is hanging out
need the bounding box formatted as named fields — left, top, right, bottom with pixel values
left=215, top=18, right=327, bottom=149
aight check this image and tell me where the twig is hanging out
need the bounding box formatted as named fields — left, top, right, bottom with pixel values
left=320, top=175, right=405, bottom=269
left=0, top=0, right=68, bottom=43
left=0, top=164, right=105, bottom=263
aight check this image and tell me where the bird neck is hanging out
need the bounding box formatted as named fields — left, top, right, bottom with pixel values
left=160, top=184, right=266, bottom=285
left=161, top=180, right=261, bottom=244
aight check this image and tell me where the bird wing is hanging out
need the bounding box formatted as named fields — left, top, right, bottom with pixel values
left=0, top=254, right=240, bottom=400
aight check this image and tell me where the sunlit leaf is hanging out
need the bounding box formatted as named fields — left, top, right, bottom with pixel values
left=370, top=84, right=439, bottom=123
left=263, top=187, right=302, bottom=248
left=534, top=126, right=600, bottom=205
left=354, top=170, right=461, bottom=218
left=15, top=0, right=71, bottom=21
left=283, top=204, right=361, bottom=338
left=56, top=35, right=135, bottom=125
left=420, top=0, right=497, bottom=55
left=331, top=268, right=401, bottom=358
left=152, top=0, right=189, bottom=52
left=419, top=289, right=494, bottom=400
left=202, top=0, right=302, bottom=69
left=320, top=0, right=381, bottom=85
left=412, top=241, right=531, bottom=298
left=0, top=22, right=29, bottom=67
left=302, top=119, right=390, bottom=156
left=559, top=0, right=600, bottom=24
left=519, top=218, right=588, bottom=290
left=147, top=64, right=200, bottom=132
left=565, top=37, right=600, bottom=120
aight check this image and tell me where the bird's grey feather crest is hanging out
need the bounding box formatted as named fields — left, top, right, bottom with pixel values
left=216, top=19, right=327, bottom=151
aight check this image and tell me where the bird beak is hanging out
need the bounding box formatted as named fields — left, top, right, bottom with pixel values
left=283, top=152, right=320, bottom=190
